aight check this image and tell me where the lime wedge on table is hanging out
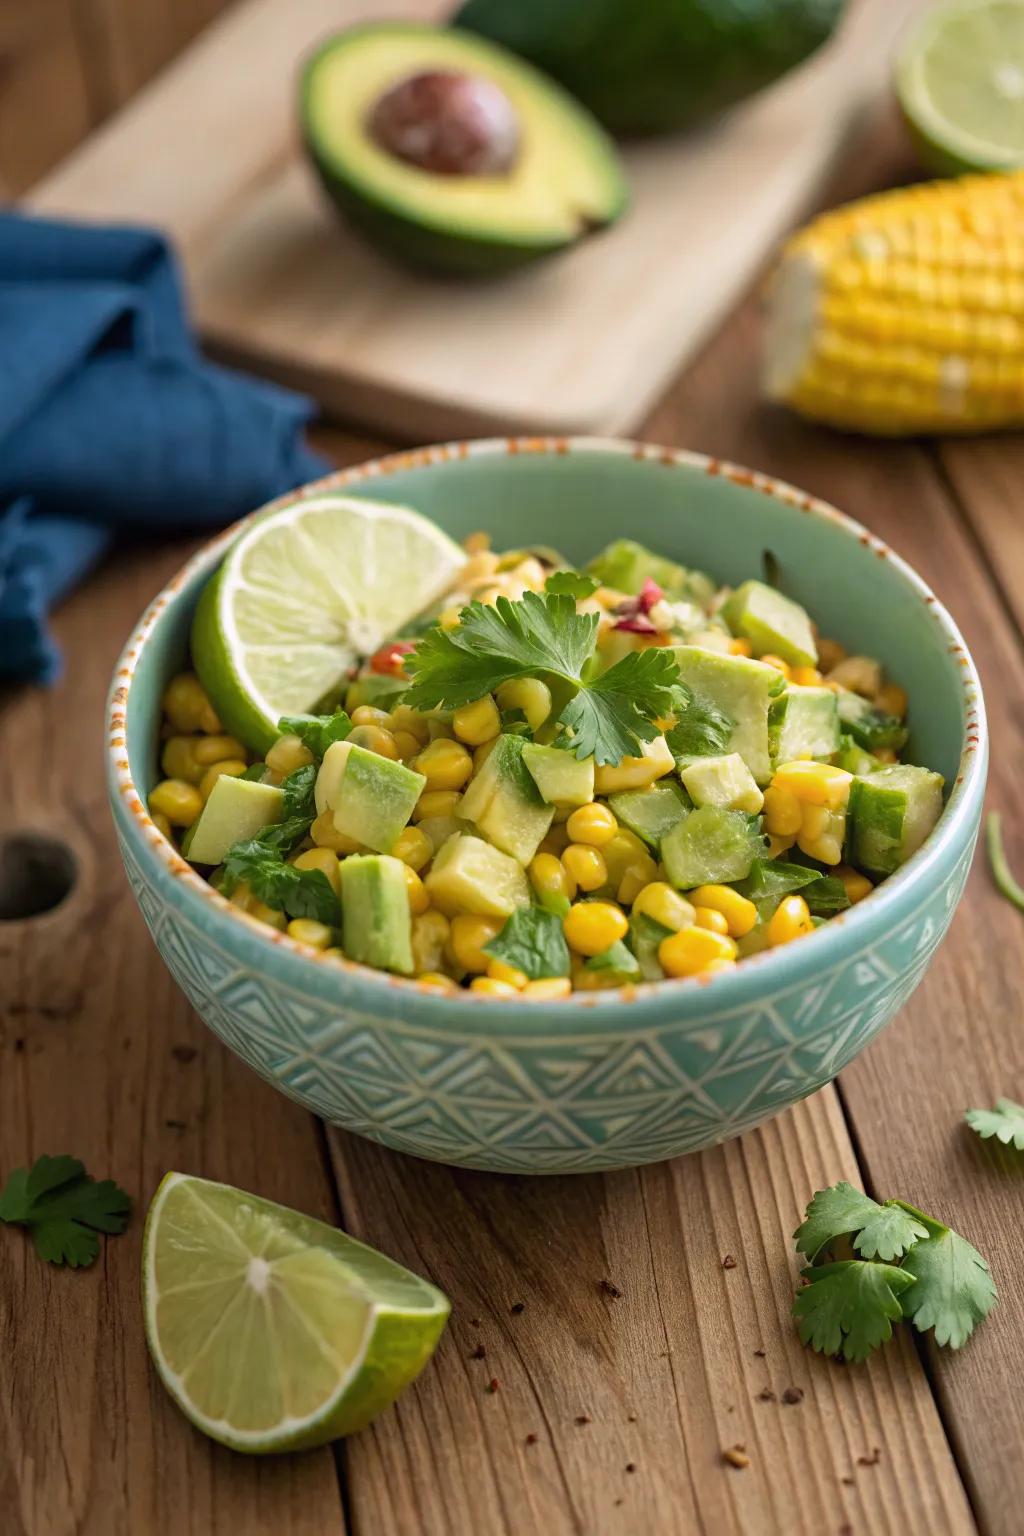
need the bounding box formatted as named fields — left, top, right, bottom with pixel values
left=896, top=0, right=1024, bottom=174
left=143, top=1173, right=450, bottom=1454
left=192, top=496, right=465, bottom=751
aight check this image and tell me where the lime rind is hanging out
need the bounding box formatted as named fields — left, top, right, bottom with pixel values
left=142, top=1172, right=450, bottom=1454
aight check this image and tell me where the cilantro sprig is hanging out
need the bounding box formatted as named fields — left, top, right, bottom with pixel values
left=484, top=906, right=570, bottom=980
left=0, top=1155, right=131, bottom=1268
left=966, top=1098, right=1024, bottom=1152
left=403, top=591, right=679, bottom=764
left=793, top=1181, right=996, bottom=1362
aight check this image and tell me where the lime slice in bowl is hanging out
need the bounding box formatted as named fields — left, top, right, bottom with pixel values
left=142, top=1172, right=450, bottom=1454
left=192, top=495, right=466, bottom=751
left=896, top=0, right=1024, bottom=174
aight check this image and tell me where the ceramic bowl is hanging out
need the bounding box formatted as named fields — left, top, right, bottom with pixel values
left=107, top=439, right=986, bottom=1174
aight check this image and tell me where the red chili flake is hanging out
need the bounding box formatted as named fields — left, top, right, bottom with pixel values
left=575, top=1415, right=591, bottom=1426
left=486, top=1378, right=500, bottom=1394
left=857, top=1447, right=881, bottom=1467
left=613, top=613, right=658, bottom=634
left=525, top=1432, right=538, bottom=1446
left=611, top=577, right=665, bottom=633
left=781, top=1387, right=804, bottom=1405
left=722, top=1254, right=737, bottom=1270
left=510, top=1301, right=525, bottom=1315
left=599, top=1279, right=623, bottom=1299
left=756, top=1388, right=776, bottom=1403
left=369, top=640, right=415, bottom=676
left=470, top=1343, right=486, bottom=1360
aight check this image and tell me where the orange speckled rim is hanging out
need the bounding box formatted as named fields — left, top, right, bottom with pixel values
left=107, top=435, right=987, bottom=1009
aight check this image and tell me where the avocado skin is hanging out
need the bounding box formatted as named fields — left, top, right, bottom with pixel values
left=453, top=0, right=846, bottom=137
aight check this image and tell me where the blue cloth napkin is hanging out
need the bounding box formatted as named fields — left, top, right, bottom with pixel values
left=0, top=212, right=330, bottom=683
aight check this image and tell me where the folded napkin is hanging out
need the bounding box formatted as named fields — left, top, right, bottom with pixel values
left=0, top=212, right=329, bottom=683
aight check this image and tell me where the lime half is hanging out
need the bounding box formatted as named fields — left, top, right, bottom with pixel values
left=897, top=0, right=1024, bottom=174
left=142, top=1172, right=450, bottom=1454
left=192, top=495, right=466, bottom=750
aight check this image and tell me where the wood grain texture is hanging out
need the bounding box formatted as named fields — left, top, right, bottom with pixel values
left=328, top=1091, right=973, bottom=1536
left=0, top=0, right=97, bottom=194
left=26, top=0, right=931, bottom=440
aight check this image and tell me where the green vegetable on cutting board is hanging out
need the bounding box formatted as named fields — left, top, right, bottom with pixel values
left=453, top=0, right=846, bottom=136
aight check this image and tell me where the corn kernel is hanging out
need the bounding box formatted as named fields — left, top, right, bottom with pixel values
left=413, top=789, right=462, bottom=821
left=149, top=778, right=204, bottom=828
left=403, top=865, right=430, bottom=916
left=729, top=637, right=753, bottom=656
left=161, top=735, right=203, bottom=784
left=462, top=530, right=491, bottom=554
left=632, top=881, right=695, bottom=932
left=348, top=724, right=400, bottom=760
left=389, top=704, right=431, bottom=744
left=162, top=673, right=221, bottom=734
left=199, top=759, right=247, bottom=801
left=452, top=695, right=501, bottom=746
left=469, top=976, right=519, bottom=997
left=689, top=884, right=758, bottom=937
left=772, top=761, right=853, bottom=808
left=693, top=905, right=730, bottom=935
left=414, top=738, right=474, bottom=790
left=152, top=812, right=173, bottom=840
left=767, top=894, right=814, bottom=945
left=461, top=549, right=501, bottom=585
left=827, top=655, right=881, bottom=696
left=594, top=736, right=675, bottom=793
left=392, top=730, right=423, bottom=761
left=323, top=947, right=345, bottom=961
left=760, top=653, right=793, bottom=680
left=874, top=747, right=898, bottom=764
left=797, top=802, right=845, bottom=865
left=763, top=786, right=802, bottom=840
left=816, top=638, right=846, bottom=672
left=428, top=715, right=456, bottom=740
left=566, top=803, right=618, bottom=847
left=529, top=852, right=577, bottom=906
left=837, top=864, right=873, bottom=903
left=521, top=976, right=572, bottom=1000
left=563, top=900, right=628, bottom=956
left=411, top=910, right=450, bottom=974
left=351, top=705, right=391, bottom=728
left=392, top=825, right=432, bottom=872
left=292, top=847, right=342, bottom=896
left=265, top=733, right=315, bottom=776
left=538, top=822, right=570, bottom=856
left=248, top=900, right=287, bottom=932
left=791, top=666, right=823, bottom=686
left=486, top=959, right=528, bottom=989
left=495, top=677, right=552, bottom=732
left=439, top=607, right=462, bottom=629
left=562, top=844, right=608, bottom=893
left=193, top=734, right=247, bottom=767
left=449, top=914, right=502, bottom=973
left=659, top=926, right=738, bottom=977
left=418, top=971, right=456, bottom=991
left=765, top=833, right=796, bottom=858
left=701, top=958, right=738, bottom=977
left=286, top=918, right=333, bottom=949
left=311, top=809, right=364, bottom=853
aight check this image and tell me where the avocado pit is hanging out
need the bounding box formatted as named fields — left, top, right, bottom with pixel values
left=368, top=69, right=519, bottom=176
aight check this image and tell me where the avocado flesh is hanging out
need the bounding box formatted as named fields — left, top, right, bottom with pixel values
left=301, top=23, right=626, bottom=276
left=455, top=0, right=845, bottom=136
left=846, top=765, right=944, bottom=877
left=672, top=647, right=784, bottom=785
left=770, top=684, right=839, bottom=766
left=317, top=740, right=426, bottom=853
left=425, top=833, right=531, bottom=917
left=458, top=734, right=554, bottom=864
left=679, top=752, right=764, bottom=814
left=183, top=777, right=285, bottom=865
left=661, top=806, right=764, bottom=889
left=722, top=581, right=818, bottom=669
left=340, top=855, right=414, bottom=974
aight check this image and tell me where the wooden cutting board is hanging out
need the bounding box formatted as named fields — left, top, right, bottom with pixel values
left=29, top=0, right=924, bottom=440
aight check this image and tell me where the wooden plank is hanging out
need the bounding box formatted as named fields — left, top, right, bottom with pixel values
left=638, top=118, right=1024, bottom=1536
left=0, top=0, right=97, bottom=193
left=328, top=1090, right=973, bottom=1535
left=937, top=438, right=1024, bottom=636
left=26, top=0, right=931, bottom=441
left=83, top=0, right=238, bottom=111
left=0, top=537, right=349, bottom=1536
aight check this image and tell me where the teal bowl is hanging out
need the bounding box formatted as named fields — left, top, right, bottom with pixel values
left=107, top=439, right=986, bottom=1173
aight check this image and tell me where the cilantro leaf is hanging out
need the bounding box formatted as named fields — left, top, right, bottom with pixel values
left=545, top=570, right=600, bottom=600
left=665, top=683, right=734, bottom=759
left=895, top=1206, right=997, bottom=1348
left=405, top=592, right=680, bottom=764
left=795, top=1180, right=929, bottom=1263
left=0, top=1155, right=131, bottom=1268
left=484, top=906, right=570, bottom=980
left=793, top=1260, right=916, bottom=1363
left=966, top=1097, right=1024, bottom=1151
left=220, top=839, right=339, bottom=925
left=803, top=876, right=851, bottom=918
left=737, top=858, right=821, bottom=919
left=281, top=763, right=317, bottom=820
left=240, top=762, right=268, bottom=781
left=277, top=710, right=352, bottom=761
left=585, top=939, right=640, bottom=977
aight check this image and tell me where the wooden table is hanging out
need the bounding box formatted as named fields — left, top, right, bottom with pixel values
left=4, top=23, right=1024, bottom=1536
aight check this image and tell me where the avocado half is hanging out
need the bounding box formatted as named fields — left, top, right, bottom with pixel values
left=300, top=23, right=627, bottom=277
left=453, top=0, right=846, bottom=137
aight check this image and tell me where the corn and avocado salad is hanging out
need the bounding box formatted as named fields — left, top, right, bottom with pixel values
left=151, top=534, right=945, bottom=996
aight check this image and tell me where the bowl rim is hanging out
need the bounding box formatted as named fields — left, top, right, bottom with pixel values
left=107, top=434, right=987, bottom=1025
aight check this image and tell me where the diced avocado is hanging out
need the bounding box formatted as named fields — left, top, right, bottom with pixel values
left=846, top=765, right=944, bottom=877
left=722, top=580, right=817, bottom=668
left=735, top=857, right=822, bottom=918
left=585, top=939, right=640, bottom=979
left=628, top=913, right=671, bottom=981
left=608, top=782, right=690, bottom=851
left=458, top=733, right=554, bottom=864
left=339, top=854, right=413, bottom=975
left=661, top=806, right=765, bottom=889
left=672, top=647, right=784, bottom=784
left=316, top=740, right=426, bottom=853
left=585, top=538, right=715, bottom=604
left=521, top=742, right=595, bottom=807
left=769, top=685, right=839, bottom=765
left=679, top=753, right=764, bottom=814
left=417, top=814, right=462, bottom=853
left=594, top=734, right=675, bottom=794
left=834, top=733, right=882, bottom=776
left=425, top=833, right=531, bottom=917
left=345, top=673, right=408, bottom=711
left=300, top=23, right=626, bottom=278
left=182, top=776, right=285, bottom=865
left=836, top=689, right=909, bottom=753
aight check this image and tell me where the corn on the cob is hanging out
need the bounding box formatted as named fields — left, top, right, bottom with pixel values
left=763, top=171, right=1024, bottom=435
